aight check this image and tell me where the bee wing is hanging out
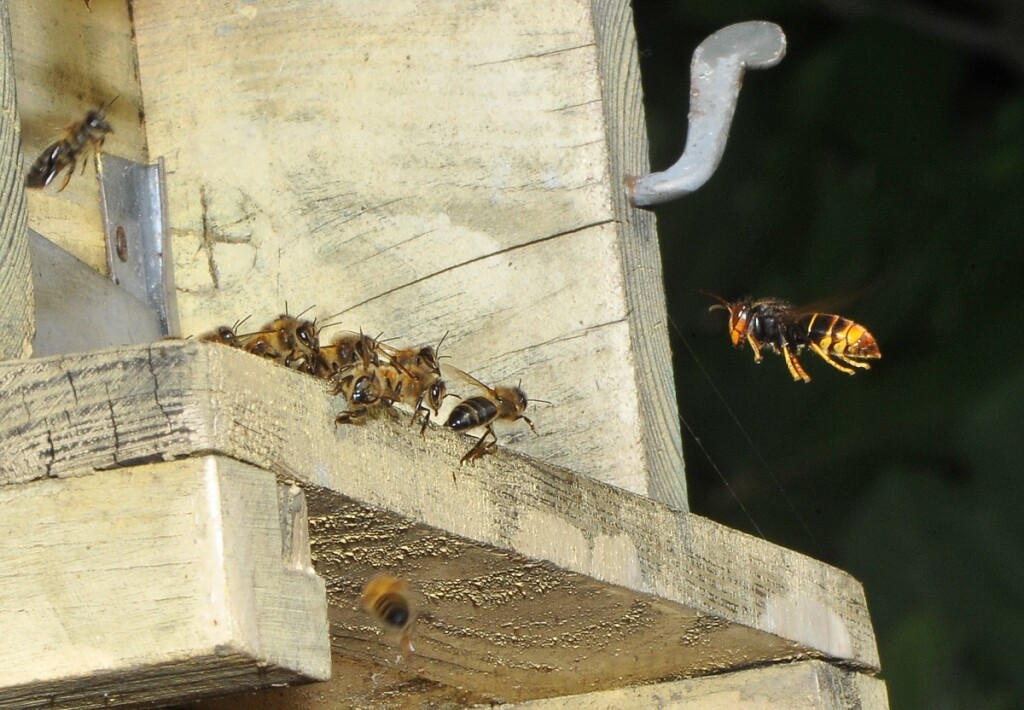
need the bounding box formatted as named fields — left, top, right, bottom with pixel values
left=26, top=142, right=66, bottom=187
left=438, top=363, right=494, bottom=398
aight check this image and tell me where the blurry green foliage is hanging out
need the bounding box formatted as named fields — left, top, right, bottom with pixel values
left=634, top=2, right=1024, bottom=707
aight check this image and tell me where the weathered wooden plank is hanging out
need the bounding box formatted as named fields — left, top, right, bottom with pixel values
left=0, top=0, right=32, bottom=360
left=484, top=660, right=889, bottom=709
left=8, top=0, right=147, bottom=274
left=198, top=660, right=889, bottom=710
left=130, top=0, right=685, bottom=504
left=0, top=342, right=879, bottom=705
left=589, top=0, right=686, bottom=507
left=0, top=456, right=329, bottom=709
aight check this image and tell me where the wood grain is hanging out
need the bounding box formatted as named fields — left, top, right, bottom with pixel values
left=0, top=341, right=880, bottom=705
left=486, top=660, right=890, bottom=709
left=0, top=456, right=329, bottom=709
left=0, top=0, right=32, bottom=360
left=589, top=0, right=687, bottom=507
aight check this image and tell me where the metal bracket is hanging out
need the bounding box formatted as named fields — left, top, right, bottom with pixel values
left=628, top=21, right=787, bottom=207
left=30, top=230, right=163, bottom=357
left=98, top=154, right=180, bottom=336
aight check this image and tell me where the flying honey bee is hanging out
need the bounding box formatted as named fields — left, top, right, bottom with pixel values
left=361, top=573, right=415, bottom=657
left=240, top=311, right=320, bottom=371
left=444, top=370, right=538, bottom=463
left=705, top=292, right=881, bottom=383
left=26, top=98, right=116, bottom=191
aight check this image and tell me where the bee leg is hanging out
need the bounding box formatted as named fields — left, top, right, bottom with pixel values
left=399, top=630, right=415, bottom=660
left=57, top=163, right=75, bottom=192
left=517, top=413, right=538, bottom=436
left=460, top=426, right=497, bottom=464
left=745, top=334, right=764, bottom=363
left=808, top=342, right=857, bottom=374
left=839, top=355, right=872, bottom=370
left=834, top=351, right=873, bottom=370
left=334, top=407, right=366, bottom=427
left=781, top=344, right=811, bottom=382
left=413, top=399, right=433, bottom=436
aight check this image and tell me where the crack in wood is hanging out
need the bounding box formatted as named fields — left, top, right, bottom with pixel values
left=337, top=218, right=615, bottom=315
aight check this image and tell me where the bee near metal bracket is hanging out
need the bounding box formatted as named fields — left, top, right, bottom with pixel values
left=97, top=154, right=180, bottom=337
left=627, top=21, right=787, bottom=207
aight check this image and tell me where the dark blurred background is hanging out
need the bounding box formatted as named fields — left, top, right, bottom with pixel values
left=632, top=2, right=1024, bottom=708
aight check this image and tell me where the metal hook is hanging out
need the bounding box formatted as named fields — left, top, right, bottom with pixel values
left=627, top=21, right=787, bottom=207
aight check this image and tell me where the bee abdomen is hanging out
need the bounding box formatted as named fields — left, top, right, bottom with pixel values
left=446, top=397, right=496, bottom=431
left=805, top=314, right=881, bottom=359
left=373, top=593, right=411, bottom=629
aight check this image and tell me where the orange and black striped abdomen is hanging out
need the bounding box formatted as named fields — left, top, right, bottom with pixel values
left=445, top=396, right=497, bottom=431
left=803, top=314, right=881, bottom=360
left=370, top=592, right=411, bottom=629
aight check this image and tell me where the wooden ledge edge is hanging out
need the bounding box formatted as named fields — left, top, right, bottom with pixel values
left=0, top=455, right=329, bottom=709
left=0, top=342, right=879, bottom=696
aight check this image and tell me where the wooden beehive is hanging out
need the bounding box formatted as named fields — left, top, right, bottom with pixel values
left=0, top=0, right=888, bottom=707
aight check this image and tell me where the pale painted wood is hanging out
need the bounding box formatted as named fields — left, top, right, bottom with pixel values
left=0, top=455, right=329, bottom=709
left=484, top=660, right=889, bottom=709
left=8, top=0, right=147, bottom=274
left=0, top=0, right=32, bottom=360
left=0, top=342, right=880, bottom=705
left=130, top=0, right=687, bottom=505
left=589, top=0, right=686, bottom=508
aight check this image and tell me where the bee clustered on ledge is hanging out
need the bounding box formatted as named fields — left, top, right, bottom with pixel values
left=197, top=311, right=537, bottom=463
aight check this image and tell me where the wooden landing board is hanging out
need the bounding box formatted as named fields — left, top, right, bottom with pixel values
left=130, top=0, right=686, bottom=506
left=488, top=660, right=890, bottom=709
left=0, top=342, right=879, bottom=705
left=0, top=456, right=329, bottom=709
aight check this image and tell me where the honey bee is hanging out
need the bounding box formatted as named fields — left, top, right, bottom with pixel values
left=196, top=317, right=252, bottom=347
left=328, top=332, right=451, bottom=432
left=361, top=573, right=415, bottom=657
left=444, top=370, right=538, bottom=462
left=26, top=99, right=116, bottom=191
left=705, top=292, right=881, bottom=383
left=328, top=331, right=392, bottom=424
left=377, top=335, right=451, bottom=434
left=240, top=312, right=320, bottom=371
left=313, top=330, right=382, bottom=381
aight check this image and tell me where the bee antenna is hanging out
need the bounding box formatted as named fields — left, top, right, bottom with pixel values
left=528, top=397, right=552, bottom=406
left=101, top=95, right=121, bottom=113
left=294, top=303, right=317, bottom=319
left=232, top=314, right=252, bottom=330
left=435, top=330, right=450, bottom=355
left=317, top=318, right=345, bottom=333
left=700, top=289, right=732, bottom=312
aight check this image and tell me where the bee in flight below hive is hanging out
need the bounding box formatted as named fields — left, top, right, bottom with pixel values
left=705, top=292, right=881, bottom=383
left=444, top=368, right=540, bottom=463
left=361, top=573, right=416, bottom=657
left=26, top=98, right=117, bottom=191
